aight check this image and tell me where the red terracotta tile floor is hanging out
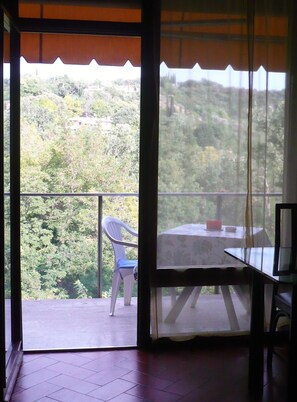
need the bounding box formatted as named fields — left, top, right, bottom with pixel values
left=11, top=345, right=287, bottom=402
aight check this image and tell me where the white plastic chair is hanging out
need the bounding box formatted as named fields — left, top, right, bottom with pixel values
left=102, top=216, right=138, bottom=316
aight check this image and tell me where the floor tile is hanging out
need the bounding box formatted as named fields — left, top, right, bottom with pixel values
left=48, top=388, right=102, bottom=402
left=127, top=384, right=181, bottom=402
left=121, top=370, right=173, bottom=391
left=48, top=374, right=100, bottom=394
left=45, top=352, right=92, bottom=367
left=47, top=361, right=96, bottom=379
left=16, top=368, right=59, bottom=389
left=86, top=366, right=131, bottom=386
left=82, top=352, right=127, bottom=372
left=18, top=356, right=58, bottom=377
left=11, top=382, right=62, bottom=402
left=88, top=379, right=135, bottom=400
left=109, top=394, right=144, bottom=402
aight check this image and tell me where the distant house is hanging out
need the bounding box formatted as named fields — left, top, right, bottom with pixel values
left=68, top=116, right=112, bottom=132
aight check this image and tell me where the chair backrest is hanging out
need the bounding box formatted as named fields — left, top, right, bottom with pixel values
left=273, top=203, right=297, bottom=275
left=102, top=216, right=135, bottom=263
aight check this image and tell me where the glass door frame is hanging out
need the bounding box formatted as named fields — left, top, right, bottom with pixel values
left=18, top=11, right=146, bottom=350
left=1, top=6, right=22, bottom=402
left=1, top=0, right=160, bottom=355
left=0, top=9, right=5, bottom=392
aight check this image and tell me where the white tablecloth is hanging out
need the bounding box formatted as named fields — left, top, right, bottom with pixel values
left=157, top=224, right=271, bottom=268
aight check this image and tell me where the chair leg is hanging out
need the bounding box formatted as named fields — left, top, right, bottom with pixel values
left=109, top=271, right=122, bottom=316
left=267, top=283, right=279, bottom=369
left=124, top=275, right=134, bottom=306
left=267, top=310, right=285, bottom=368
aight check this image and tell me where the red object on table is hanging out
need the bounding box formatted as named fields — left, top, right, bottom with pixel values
left=206, top=219, right=222, bottom=230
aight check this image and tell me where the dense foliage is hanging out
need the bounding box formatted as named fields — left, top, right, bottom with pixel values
left=19, top=75, right=139, bottom=299
left=158, top=77, right=284, bottom=233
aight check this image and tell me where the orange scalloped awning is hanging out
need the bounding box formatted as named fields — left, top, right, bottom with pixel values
left=19, top=1, right=288, bottom=72
left=20, top=33, right=141, bottom=66
left=160, top=9, right=288, bottom=72
left=19, top=1, right=141, bottom=66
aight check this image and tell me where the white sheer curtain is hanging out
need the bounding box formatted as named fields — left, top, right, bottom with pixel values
left=151, top=0, right=289, bottom=340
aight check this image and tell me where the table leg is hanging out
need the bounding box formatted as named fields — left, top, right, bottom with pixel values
left=248, top=270, right=264, bottom=394
left=170, top=288, right=177, bottom=305
left=190, top=286, right=202, bottom=308
left=233, top=284, right=251, bottom=313
left=221, top=286, right=240, bottom=331
left=164, top=287, right=194, bottom=323
left=287, top=284, right=297, bottom=401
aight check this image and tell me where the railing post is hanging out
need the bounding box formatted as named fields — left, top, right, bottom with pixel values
left=97, top=196, right=103, bottom=298
left=216, top=194, right=222, bottom=221
left=215, top=193, right=223, bottom=294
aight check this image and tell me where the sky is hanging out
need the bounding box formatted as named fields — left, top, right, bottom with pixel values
left=160, top=63, right=286, bottom=91
left=20, top=58, right=141, bottom=82
left=5, top=57, right=285, bottom=91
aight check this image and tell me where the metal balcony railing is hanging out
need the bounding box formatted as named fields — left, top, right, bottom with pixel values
left=19, top=191, right=282, bottom=297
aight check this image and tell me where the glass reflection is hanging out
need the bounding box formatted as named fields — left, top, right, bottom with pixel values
left=3, top=26, right=11, bottom=356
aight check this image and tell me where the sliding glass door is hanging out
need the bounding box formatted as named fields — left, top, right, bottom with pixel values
left=150, top=0, right=288, bottom=342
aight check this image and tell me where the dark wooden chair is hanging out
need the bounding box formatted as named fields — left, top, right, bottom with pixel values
left=267, top=284, right=291, bottom=367
left=267, top=203, right=297, bottom=368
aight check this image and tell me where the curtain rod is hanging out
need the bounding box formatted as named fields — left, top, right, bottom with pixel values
left=19, top=0, right=286, bottom=15
left=19, top=0, right=141, bottom=7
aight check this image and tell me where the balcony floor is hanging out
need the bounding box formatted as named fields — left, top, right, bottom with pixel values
left=22, top=297, right=138, bottom=351
left=22, top=292, right=250, bottom=351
